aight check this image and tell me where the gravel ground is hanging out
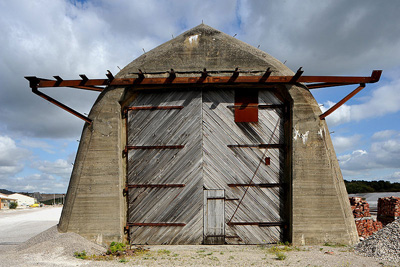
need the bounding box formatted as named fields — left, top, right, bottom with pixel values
left=0, top=230, right=396, bottom=267
left=0, top=207, right=397, bottom=266
left=355, top=219, right=400, bottom=263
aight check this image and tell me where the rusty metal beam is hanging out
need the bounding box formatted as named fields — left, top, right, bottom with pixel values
left=306, top=83, right=349, bottom=89
left=29, top=70, right=382, bottom=89
left=320, top=83, right=366, bottom=120
left=25, top=76, right=92, bottom=124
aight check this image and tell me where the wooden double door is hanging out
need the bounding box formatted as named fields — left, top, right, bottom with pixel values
left=125, top=89, right=287, bottom=244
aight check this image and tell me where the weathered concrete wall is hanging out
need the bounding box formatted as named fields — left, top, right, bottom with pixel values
left=58, top=87, right=126, bottom=245
left=289, top=84, right=359, bottom=245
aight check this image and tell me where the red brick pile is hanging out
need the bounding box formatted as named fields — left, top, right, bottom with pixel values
left=349, top=197, right=383, bottom=238
left=350, top=197, right=371, bottom=218
left=377, top=196, right=400, bottom=226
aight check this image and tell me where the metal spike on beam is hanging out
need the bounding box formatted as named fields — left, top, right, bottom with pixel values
left=259, top=67, right=271, bottom=83
left=106, top=70, right=114, bottom=82
left=291, top=67, right=303, bottom=83
left=228, top=67, right=239, bottom=83
left=137, top=69, right=145, bottom=80
left=79, top=74, right=89, bottom=82
left=168, top=69, right=176, bottom=79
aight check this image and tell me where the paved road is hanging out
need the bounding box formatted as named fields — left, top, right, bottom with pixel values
left=0, top=206, right=62, bottom=245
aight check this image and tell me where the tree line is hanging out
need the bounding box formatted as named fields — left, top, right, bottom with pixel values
left=345, top=180, right=400, bottom=194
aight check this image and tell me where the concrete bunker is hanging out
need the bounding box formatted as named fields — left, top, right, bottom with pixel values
left=26, top=24, right=382, bottom=246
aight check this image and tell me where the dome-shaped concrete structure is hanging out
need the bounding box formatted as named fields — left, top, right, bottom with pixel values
left=58, top=24, right=358, bottom=245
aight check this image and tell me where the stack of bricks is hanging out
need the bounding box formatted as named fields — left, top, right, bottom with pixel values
left=349, top=197, right=383, bottom=238
left=377, top=196, right=400, bottom=226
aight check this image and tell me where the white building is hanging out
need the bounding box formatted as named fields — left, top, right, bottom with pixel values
left=8, top=193, right=36, bottom=207
left=0, top=193, right=17, bottom=209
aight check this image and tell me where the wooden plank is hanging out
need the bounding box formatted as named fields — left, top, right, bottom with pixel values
left=127, top=223, right=186, bottom=227
left=127, top=184, right=185, bottom=188
left=202, top=89, right=285, bottom=244
left=227, top=222, right=283, bottom=227
left=126, top=145, right=184, bottom=150
left=227, top=144, right=283, bottom=149
left=204, top=190, right=225, bottom=244
left=126, top=106, right=184, bottom=111
left=127, top=90, right=203, bottom=245
left=227, top=183, right=283, bottom=188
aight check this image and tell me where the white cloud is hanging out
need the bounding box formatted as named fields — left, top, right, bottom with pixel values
left=372, top=130, right=398, bottom=140
left=0, top=135, right=29, bottom=179
left=351, top=79, right=400, bottom=121
left=388, top=172, right=400, bottom=182
left=19, top=139, right=55, bottom=154
left=338, top=133, right=400, bottom=177
left=3, top=173, right=67, bottom=193
left=32, top=159, right=72, bottom=179
left=320, top=101, right=351, bottom=127
left=332, top=134, right=361, bottom=154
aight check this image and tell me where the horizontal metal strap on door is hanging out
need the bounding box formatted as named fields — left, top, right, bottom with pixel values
left=226, top=104, right=284, bottom=109
left=227, top=222, right=284, bottom=227
left=126, top=106, right=184, bottom=111
left=125, top=145, right=185, bottom=151
left=127, top=184, right=185, bottom=188
left=206, top=197, right=225, bottom=200
left=127, top=223, right=186, bottom=227
left=227, top=144, right=283, bottom=149
left=227, top=183, right=283, bottom=188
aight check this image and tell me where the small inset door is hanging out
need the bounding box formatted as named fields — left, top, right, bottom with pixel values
left=203, top=189, right=225, bottom=244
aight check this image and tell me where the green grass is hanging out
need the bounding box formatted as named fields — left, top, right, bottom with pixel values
left=275, top=251, right=287, bottom=260
left=73, top=250, right=87, bottom=260
left=323, top=242, right=347, bottom=248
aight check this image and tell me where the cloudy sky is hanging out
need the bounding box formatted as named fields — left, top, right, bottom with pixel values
left=1, top=0, right=400, bottom=193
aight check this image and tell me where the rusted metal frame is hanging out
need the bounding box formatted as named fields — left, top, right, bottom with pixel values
left=127, top=223, right=186, bottom=227
left=227, top=222, right=284, bottom=227
left=227, top=144, right=283, bottom=149
left=126, top=184, right=185, bottom=188
left=126, top=106, right=184, bottom=111
left=112, top=70, right=381, bottom=85
left=25, top=77, right=92, bottom=125
left=29, top=70, right=382, bottom=88
left=320, top=83, right=366, bottom=120
left=307, top=82, right=351, bottom=89
left=227, top=183, right=283, bottom=188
